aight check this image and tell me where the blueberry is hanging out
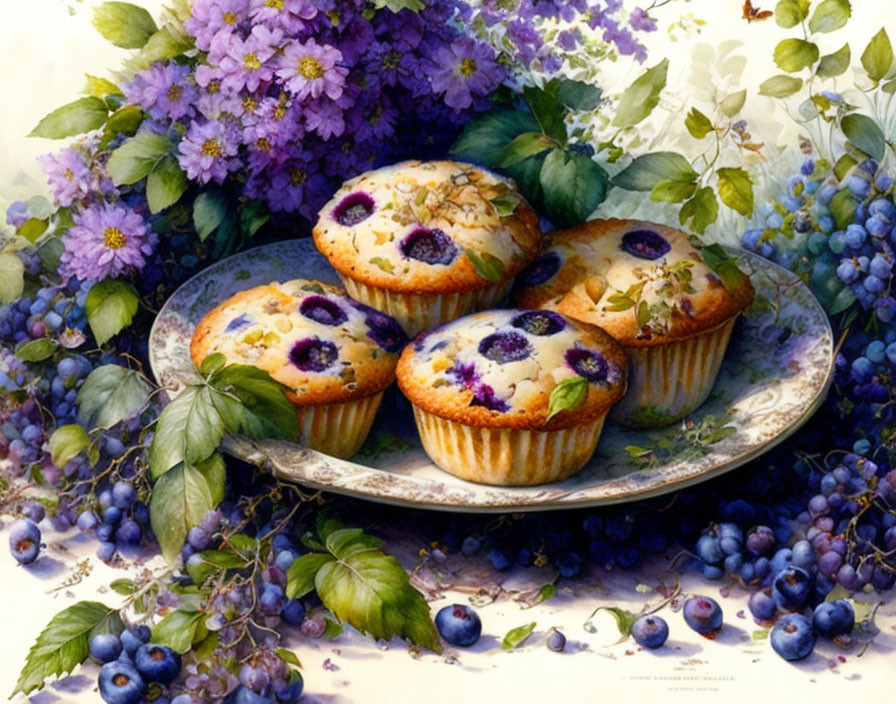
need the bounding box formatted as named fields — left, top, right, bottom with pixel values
left=276, top=673, right=304, bottom=702
left=97, top=541, right=117, bottom=563
left=226, top=314, right=251, bottom=332
left=77, top=510, right=99, bottom=532
left=98, top=659, right=146, bottom=704
left=282, top=598, right=306, bottom=626
left=134, top=643, right=181, bottom=685
left=771, top=566, right=812, bottom=610
left=469, top=383, right=509, bottom=412
left=171, top=696, right=194, bottom=704
left=478, top=330, right=531, bottom=363
left=9, top=518, right=41, bottom=565
left=89, top=633, right=123, bottom=664
left=299, top=295, right=347, bottom=326
left=115, top=520, right=142, bottom=546
left=620, top=229, right=671, bottom=260
left=631, top=615, right=669, bottom=649
left=748, top=588, right=777, bottom=622
left=332, top=191, right=375, bottom=226
left=565, top=347, right=610, bottom=383
left=112, top=482, right=136, bottom=510
left=257, top=582, right=285, bottom=616
left=510, top=310, right=566, bottom=336
left=682, top=596, right=723, bottom=638
left=435, top=604, right=482, bottom=647
left=400, top=227, right=458, bottom=265
left=350, top=302, right=407, bottom=353
left=518, top=251, right=561, bottom=286
left=121, top=626, right=151, bottom=656
left=103, top=505, right=123, bottom=525
left=289, top=338, right=338, bottom=372
left=696, top=533, right=723, bottom=565
left=545, top=627, right=566, bottom=652
left=274, top=549, right=298, bottom=574
left=770, top=613, right=817, bottom=661
left=239, top=662, right=270, bottom=692
left=813, top=600, right=854, bottom=638
left=231, top=685, right=274, bottom=704
left=745, top=525, right=775, bottom=557
left=22, top=501, right=45, bottom=523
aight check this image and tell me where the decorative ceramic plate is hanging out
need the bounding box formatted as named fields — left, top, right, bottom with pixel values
left=149, top=239, right=834, bottom=512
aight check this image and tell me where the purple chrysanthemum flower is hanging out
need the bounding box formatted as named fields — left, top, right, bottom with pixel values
left=126, top=62, right=197, bottom=122
left=303, top=98, right=346, bottom=140
left=243, top=96, right=303, bottom=170
left=248, top=0, right=319, bottom=33
left=177, top=120, right=241, bottom=184
left=60, top=205, right=156, bottom=281
left=629, top=8, right=657, bottom=32
left=248, top=151, right=330, bottom=216
left=38, top=147, right=94, bottom=207
left=211, top=24, right=283, bottom=92
left=356, top=96, right=399, bottom=143
left=184, top=0, right=250, bottom=52
left=428, top=37, right=506, bottom=111
left=277, top=38, right=348, bottom=101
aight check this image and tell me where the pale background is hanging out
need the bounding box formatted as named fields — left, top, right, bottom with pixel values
left=2, top=1, right=896, bottom=702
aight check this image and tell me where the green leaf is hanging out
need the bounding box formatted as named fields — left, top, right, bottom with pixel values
left=18, top=218, right=49, bottom=243
left=16, top=338, right=58, bottom=362
left=137, top=25, right=194, bottom=65
left=596, top=606, right=638, bottom=638
left=76, top=364, right=151, bottom=429
left=464, top=248, right=506, bottom=283
left=148, top=386, right=225, bottom=478
left=884, top=79, right=896, bottom=94
left=84, top=74, right=122, bottom=97
left=502, top=622, right=537, bottom=650
left=808, top=0, right=851, bottom=33
left=636, top=300, right=651, bottom=328
left=286, top=553, right=337, bottom=599
left=547, top=376, right=589, bottom=421
left=775, top=0, right=810, bottom=27
left=495, top=132, right=553, bottom=168
left=490, top=194, right=521, bottom=217
left=101, top=105, right=143, bottom=147
left=146, top=155, right=187, bottom=214
left=830, top=188, right=858, bottom=228
left=276, top=648, right=302, bottom=668
left=504, top=152, right=548, bottom=209
left=679, top=187, right=719, bottom=234
left=209, top=364, right=301, bottom=442
left=716, top=167, right=754, bottom=216
left=109, top=579, right=135, bottom=596
left=685, top=107, right=713, bottom=139
left=150, top=460, right=223, bottom=562
left=701, top=244, right=751, bottom=295
left=539, top=148, right=608, bottom=227
left=85, top=279, right=140, bottom=346
left=200, top=353, right=227, bottom=378
left=650, top=179, right=696, bottom=203
left=554, top=79, right=602, bottom=111
left=773, top=39, right=820, bottom=73
left=92, top=1, right=158, bottom=48
left=0, top=252, right=25, bottom=304
left=372, top=0, right=425, bottom=12
left=450, top=109, right=541, bottom=166
left=152, top=610, right=204, bottom=654
left=238, top=199, right=269, bottom=238
left=29, top=97, right=109, bottom=139
left=197, top=549, right=251, bottom=570
left=323, top=618, right=344, bottom=639
left=612, top=151, right=697, bottom=191
left=833, top=153, right=858, bottom=181
left=48, top=424, right=90, bottom=467
left=817, top=43, right=851, bottom=77
left=720, top=89, right=747, bottom=118
left=841, top=114, right=885, bottom=161
left=193, top=189, right=228, bottom=241
left=758, top=75, right=804, bottom=98
left=613, top=58, right=668, bottom=128
left=12, top=601, right=119, bottom=697
left=312, top=528, right=441, bottom=652
left=752, top=628, right=770, bottom=640
left=862, top=29, right=893, bottom=82
left=522, top=85, right=568, bottom=145
left=106, top=131, right=172, bottom=186
left=370, top=256, right=394, bottom=273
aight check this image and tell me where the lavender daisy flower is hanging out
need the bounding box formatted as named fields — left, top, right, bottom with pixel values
left=277, top=38, right=348, bottom=101
left=127, top=62, right=197, bottom=121
left=59, top=205, right=156, bottom=281
left=177, top=120, right=241, bottom=184
left=428, top=37, right=506, bottom=111
left=38, top=147, right=93, bottom=207
left=184, top=0, right=250, bottom=52
left=212, top=24, right=283, bottom=91
left=248, top=0, right=319, bottom=34
left=303, top=98, right=346, bottom=140
left=248, top=149, right=330, bottom=216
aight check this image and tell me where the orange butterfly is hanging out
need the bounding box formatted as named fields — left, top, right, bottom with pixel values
left=742, top=0, right=773, bottom=21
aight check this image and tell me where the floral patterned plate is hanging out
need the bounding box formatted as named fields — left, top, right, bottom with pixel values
left=149, top=239, right=834, bottom=512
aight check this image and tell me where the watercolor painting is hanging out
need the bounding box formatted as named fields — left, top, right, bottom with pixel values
left=1, top=1, right=895, bottom=702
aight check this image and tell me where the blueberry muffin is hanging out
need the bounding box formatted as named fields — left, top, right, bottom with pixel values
left=396, top=309, right=627, bottom=485
left=190, top=279, right=407, bottom=458
left=514, top=218, right=754, bottom=428
left=312, top=160, right=542, bottom=336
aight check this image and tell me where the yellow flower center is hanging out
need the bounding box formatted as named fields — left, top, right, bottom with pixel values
left=167, top=84, right=183, bottom=102
left=459, top=58, right=477, bottom=77
left=273, top=105, right=286, bottom=120
left=266, top=0, right=283, bottom=8
left=243, top=95, right=258, bottom=112
left=103, top=227, right=127, bottom=250
left=383, top=50, right=401, bottom=69
left=256, top=137, right=271, bottom=152
left=223, top=11, right=237, bottom=24
left=207, top=80, right=221, bottom=94
left=290, top=168, right=306, bottom=185
left=298, top=56, right=325, bottom=80
left=243, top=52, right=261, bottom=70
left=201, top=138, right=223, bottom=157
left=64, top=168, right=75, bottom=180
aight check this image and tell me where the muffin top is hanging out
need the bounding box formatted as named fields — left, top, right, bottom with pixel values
left=312, top=160, right=542, bottom=293
left=190, top=279, right=407, bottom=405
left=514, top=219, right=754, bottom=347
left=397, top=309, right=627, bottom=430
